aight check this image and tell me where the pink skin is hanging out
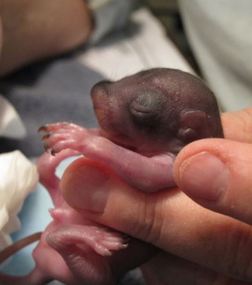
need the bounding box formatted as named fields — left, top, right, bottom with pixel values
left=40, top=123, right=175, bottom=192
left=0, top=150, right=154, bottom=285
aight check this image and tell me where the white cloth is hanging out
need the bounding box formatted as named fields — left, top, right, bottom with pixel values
left=79, top=8, right=193, bottom=80
left=0, top=151, right=38, bottom=254
left=179, top=0, right=252, bottom=111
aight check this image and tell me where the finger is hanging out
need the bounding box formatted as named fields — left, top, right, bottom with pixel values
left=174, top=138, right=252, bottom=225
left=61, top=158, right=252, bottom=281
left=142, top=252, right=249, bottom=285
left=0, top=16, right=3, bottom=56
left=222, top=108, right=252, bottom=143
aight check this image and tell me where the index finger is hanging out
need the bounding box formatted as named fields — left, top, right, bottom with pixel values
left=222, top=108, right=252, bottom=143
left=61, top=158, right=252, bottom=282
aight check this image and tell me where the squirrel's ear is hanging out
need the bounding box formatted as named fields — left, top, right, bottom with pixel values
left=177, top=109, right=214, bottom=143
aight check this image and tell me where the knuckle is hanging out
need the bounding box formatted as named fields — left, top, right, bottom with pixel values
left=223, top=224, right=252, bottom=281
left=237, top=109, right=252, bottom=142
left=131, top=194, right=164, bottom=244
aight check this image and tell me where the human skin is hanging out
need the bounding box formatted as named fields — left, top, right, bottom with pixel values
left=0, top=0, right=93, bottom=76
left=0, top=20, right=2, bottom=62
left=61, top=108, right=252, bottom=284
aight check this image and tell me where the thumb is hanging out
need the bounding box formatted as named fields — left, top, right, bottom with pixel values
left=173, top=138, right=252, bottom=225
left=0, top=17, right=2, bottom=55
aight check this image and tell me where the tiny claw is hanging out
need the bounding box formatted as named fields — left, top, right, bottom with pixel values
left=38, top=125, right=48, bottom=132
left=49, top=208, right=66, bottom=222
left=43, top=142, right=49, bottom=150
left=42, top=133, right=51, bottom=140
left=51, top=149, right=56, bottom=156
left=43, top=143, right=54, bottom=155
left=103, top=248, right=112, bottom=256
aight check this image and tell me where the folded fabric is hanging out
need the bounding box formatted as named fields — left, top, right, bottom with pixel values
left=0, top=150, right=38, bottom=253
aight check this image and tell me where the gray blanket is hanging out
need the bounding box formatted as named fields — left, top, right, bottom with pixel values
left=0, top=55, right=104, bottom=157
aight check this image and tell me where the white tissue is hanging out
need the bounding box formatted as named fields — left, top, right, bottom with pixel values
left=0, top=150, right=38, bottom=251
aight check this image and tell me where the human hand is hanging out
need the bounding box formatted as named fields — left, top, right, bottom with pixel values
left=60, top=108, right=252, bottom=284
left=0, top=15, right=2, bottom=57
left=0, top=0, right=92, bottom=76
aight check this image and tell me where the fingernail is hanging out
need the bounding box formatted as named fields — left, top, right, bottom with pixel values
left=178, top=152, right=229, bottom=201
left=61, top=163, right=110, bottom=213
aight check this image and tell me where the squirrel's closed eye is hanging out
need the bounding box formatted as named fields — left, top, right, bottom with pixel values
left=129, top=92, right=162, bottom=123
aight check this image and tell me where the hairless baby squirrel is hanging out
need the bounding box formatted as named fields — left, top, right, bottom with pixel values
left=0, top=68, right=223, bottom=285
left=41, top=67, right=223, bottom=192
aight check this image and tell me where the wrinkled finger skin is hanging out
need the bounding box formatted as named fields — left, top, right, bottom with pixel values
left=142, top=252, right=250, bottom=285
left=63, top=163, right=252, bottom=282
left=61, top=108, right=252, bottom=283
left=221, top=109, right=252, bottom=143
